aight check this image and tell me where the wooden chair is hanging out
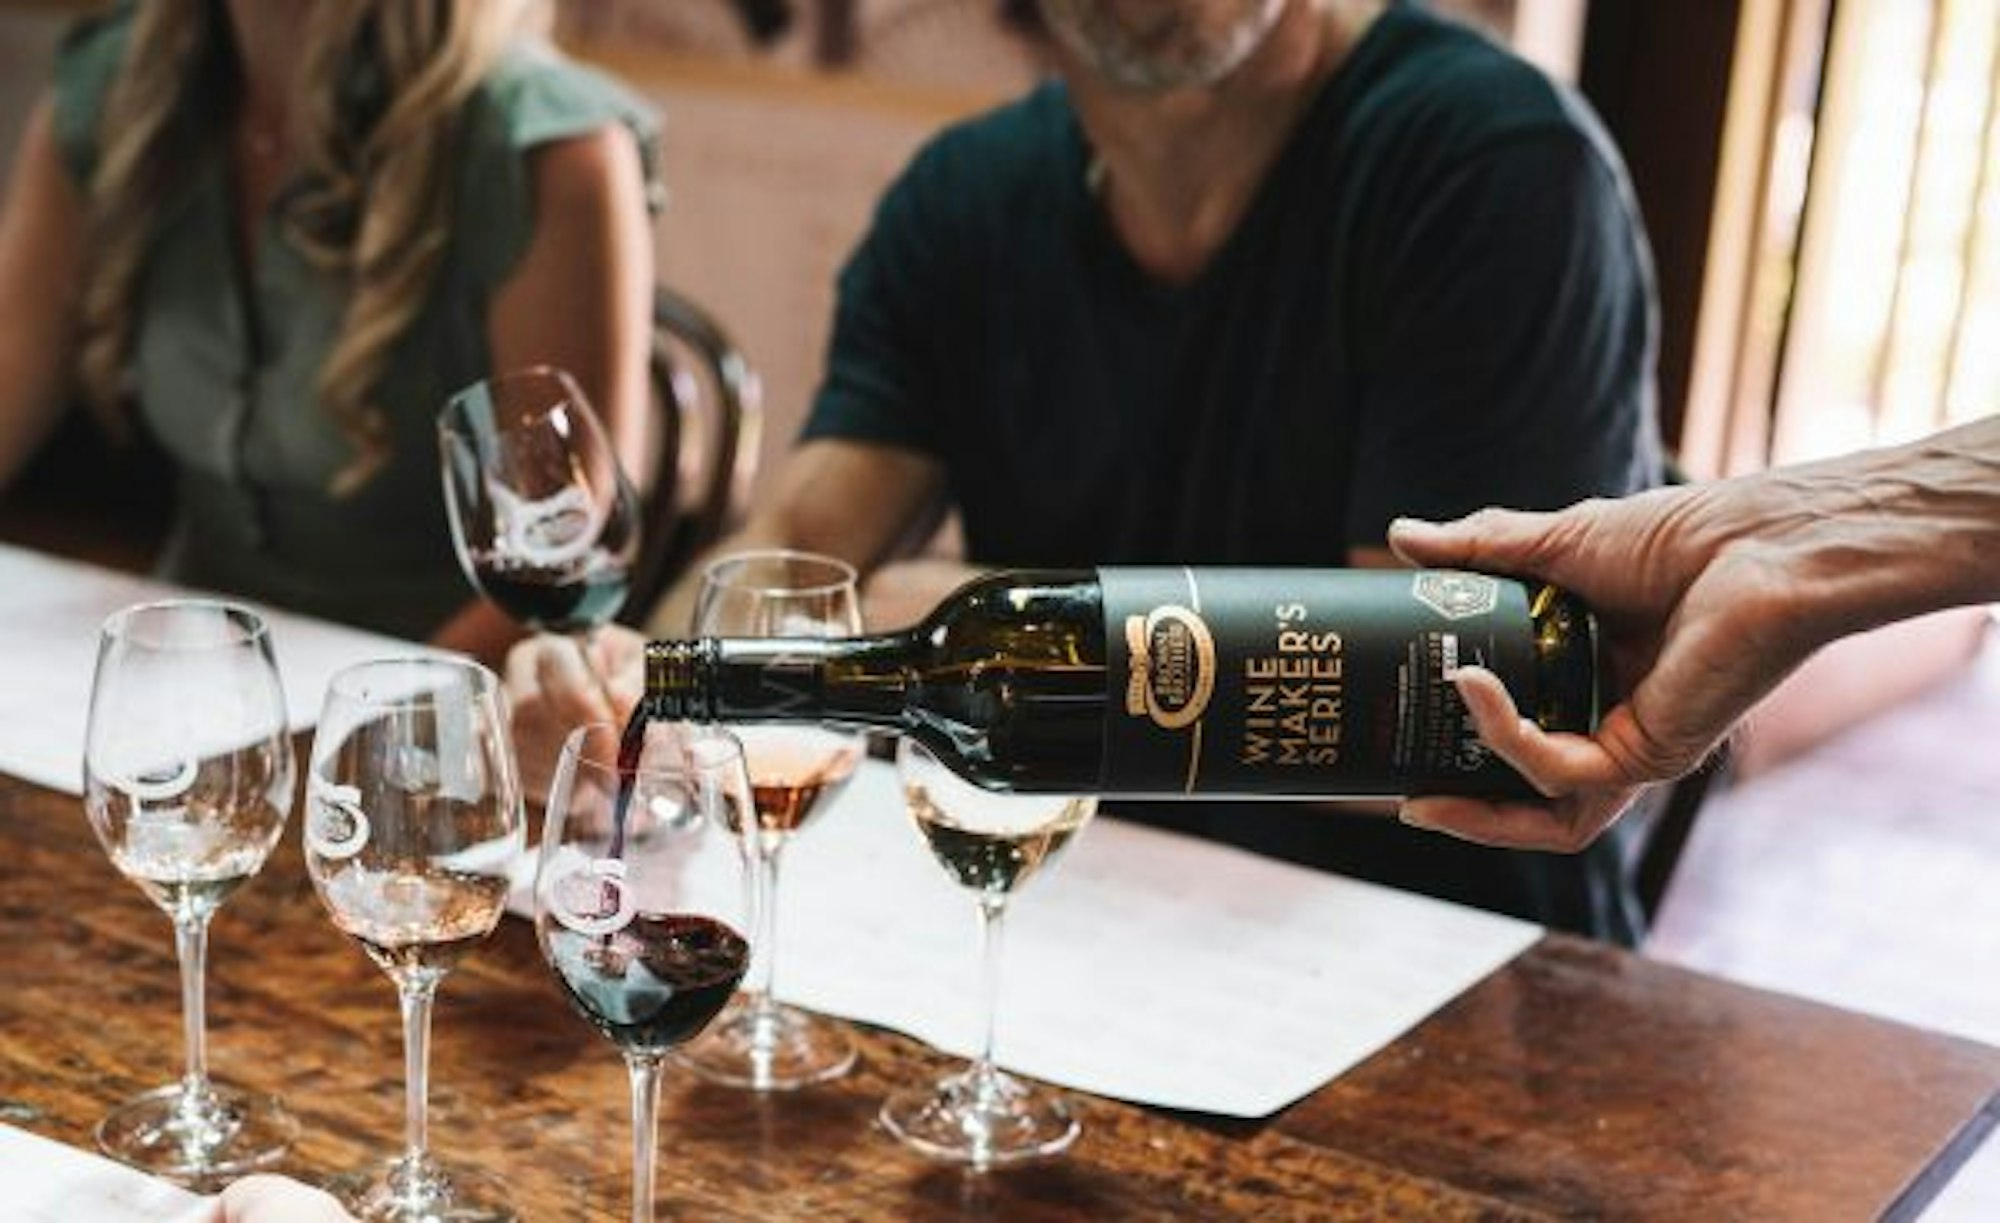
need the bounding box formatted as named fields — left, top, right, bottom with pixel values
left=621, top=285, right=764, bottom=626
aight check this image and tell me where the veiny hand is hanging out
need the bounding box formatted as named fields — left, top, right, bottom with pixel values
left=1387, top=483, right=1832, bottom=851
left=505, top=626, right=646, bottom=801
left=214, top=1174, right=354, bottom=1221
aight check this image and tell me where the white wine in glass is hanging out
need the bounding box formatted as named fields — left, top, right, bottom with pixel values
left=881, top=735, right=1096, bottom=1167
left=82, top=600, right=298, bottom=1184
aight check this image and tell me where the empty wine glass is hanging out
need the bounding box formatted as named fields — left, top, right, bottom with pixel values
left=533, top=721, right=753, bottom=1223
left=675, top=549, right=865, bottom=1091
left=304, top=658, right=524, bottom=1221
left=881, top=736, right=1097, bottom=1167
left=82, top=600, right=298, bottom=1183
left=439, top=364, right=640, bottom=666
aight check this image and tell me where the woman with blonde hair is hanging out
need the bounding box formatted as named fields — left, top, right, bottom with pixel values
left=0, top=0, right=658, bottom=653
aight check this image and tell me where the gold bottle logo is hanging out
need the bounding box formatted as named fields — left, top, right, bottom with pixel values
left=1124, top=605, right=1216, bottom=731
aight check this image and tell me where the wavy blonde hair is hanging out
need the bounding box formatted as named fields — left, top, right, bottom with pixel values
left=75, top=0, right=545, bottom=493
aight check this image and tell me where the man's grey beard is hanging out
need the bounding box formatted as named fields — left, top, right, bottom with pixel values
left=1041, top=0, right=1288, bottom=91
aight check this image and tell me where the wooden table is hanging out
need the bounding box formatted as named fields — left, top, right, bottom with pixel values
left=3, top=769, right=1997, bottom=1221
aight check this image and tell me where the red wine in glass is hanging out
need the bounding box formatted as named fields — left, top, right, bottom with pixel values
left=532, top=721, right=753, bottom=1223
left=440, top=366, right=642, bottom=657
left=468, top=546, right=631, bottom=635
left=540, top=913, right=750, bottom=1053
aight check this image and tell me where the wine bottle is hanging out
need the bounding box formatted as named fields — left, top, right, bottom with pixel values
left=642, top=568, right=1599, bottom=799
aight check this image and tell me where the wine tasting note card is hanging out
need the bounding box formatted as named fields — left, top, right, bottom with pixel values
left=0, top=544, right=432, bottom=795
left=0, top=1122, right=209, bottom=1222
left=509, top=761, right=1541, bottom=1117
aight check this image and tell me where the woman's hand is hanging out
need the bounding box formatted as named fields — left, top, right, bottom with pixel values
left=504, top=626, right=646, bottom=801
left=211, top=1175, right=354, bottom=1221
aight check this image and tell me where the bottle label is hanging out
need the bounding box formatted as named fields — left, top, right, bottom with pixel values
left=1097, top=568, right=1539, bottom=797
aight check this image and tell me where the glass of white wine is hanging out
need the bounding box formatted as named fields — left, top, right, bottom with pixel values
left=82, top=600, right=299, bottom=1183
left=675, top=549, right=866, bottom=1091
left=304, top=657, right=524, bottom=1221
left=880, top=735, right=1097, bottom=1167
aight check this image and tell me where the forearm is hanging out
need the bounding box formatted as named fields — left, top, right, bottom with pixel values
left=0, top=345, right=71, bottom=489
left=644, top=438, right=950, bottom=636
left=1700, top=418, right=2000, bottom=643
left=0, top=103, right=86, bottom=490
left=646, top=525, right=779, bottom=637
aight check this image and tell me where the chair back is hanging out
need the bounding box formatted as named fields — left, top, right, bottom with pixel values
left=622, top=286, right=764, bottom=624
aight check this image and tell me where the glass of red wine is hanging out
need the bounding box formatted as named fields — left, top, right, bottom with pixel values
left=880, top=736, right=1097, bottom=1167
left=81, top=600, right=298, bottom=1185
left=439, top=364, right=639, bottom=667
left=533, top=720, right=752, bottom=1223
left=304, top=657, right=525, bottom=1221
left=674, top=550, right=865, bottom=1091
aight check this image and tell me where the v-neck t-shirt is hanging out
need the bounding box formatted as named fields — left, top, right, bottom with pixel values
left=802, top=3, right=1664, bottom=942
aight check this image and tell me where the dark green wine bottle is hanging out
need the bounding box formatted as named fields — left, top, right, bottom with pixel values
left=643, top=568, right=1600, bottom=799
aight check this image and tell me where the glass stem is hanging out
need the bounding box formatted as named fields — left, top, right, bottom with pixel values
left=174, top=915, right=212, bottom=1100
left=971, top=895, right=1008, bottom=1089
left=626, top=1054, right=663, bottom=1223
left=397, top=976, right=440, bottom=1169
left=747, top=844, right=784, bottom=1021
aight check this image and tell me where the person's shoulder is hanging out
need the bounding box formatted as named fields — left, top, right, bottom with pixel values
left=469, top=42, right=660, bottom=160
left=55, top=0, right=133, bottom=75
left=896, top=80, right=1074, bottom=203
left=452, top=43, right=662, bottom=289
left=1345, top=6, right=1613, bottom=164
left=49, top=0, right=137, bottom=182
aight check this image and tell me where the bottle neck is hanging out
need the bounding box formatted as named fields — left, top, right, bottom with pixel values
left=645, top=634, right=915, bottom=728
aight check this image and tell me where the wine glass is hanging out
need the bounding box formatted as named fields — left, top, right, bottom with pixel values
left=533, top=721, right=753, bottom=1223
left=675, top=549, right=865, bottom=1090
left=881, top=736, right=1097, bottom=1167
left=304, top=657, right=524, bottom=1221
left=439, top=364, right=640, bottom=668
left=82, top=600, right=299, bottom=1183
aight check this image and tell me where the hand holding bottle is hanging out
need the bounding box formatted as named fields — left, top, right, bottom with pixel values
left=1390, top=418, right=2000, bottom=849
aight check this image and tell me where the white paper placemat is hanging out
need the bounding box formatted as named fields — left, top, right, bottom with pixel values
left=0, top=544, right=433, bottom=795
left=511, top=759, right=1540, bottom=1118
left=0, top=1122, right=209, bottom=1222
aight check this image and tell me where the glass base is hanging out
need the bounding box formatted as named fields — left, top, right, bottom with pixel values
left=674, top=999, right=856, bottom=1091
left=325, top=1156, right=515, bottom=1222
left=95, top=1079, right=297, bottom=1186
left=879, top=1066, right=1078, bottom=1168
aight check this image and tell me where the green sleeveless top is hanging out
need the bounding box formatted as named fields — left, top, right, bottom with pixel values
left=51, top=10, right=661, bottom=639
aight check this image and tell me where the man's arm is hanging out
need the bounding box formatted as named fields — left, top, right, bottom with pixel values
left=1391, top=415, right=2000, bottom=850
left=645, top=436, right=949, bottom=634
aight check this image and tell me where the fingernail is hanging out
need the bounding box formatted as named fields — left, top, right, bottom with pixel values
left=1397, top=802, right=1436, bottom=830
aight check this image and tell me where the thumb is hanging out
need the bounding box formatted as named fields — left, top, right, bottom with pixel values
left=1389, top=508, right=1554, bottom=575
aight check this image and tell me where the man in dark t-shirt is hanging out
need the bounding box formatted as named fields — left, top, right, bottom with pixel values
left=515, top=0, right=1665, bottom=943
